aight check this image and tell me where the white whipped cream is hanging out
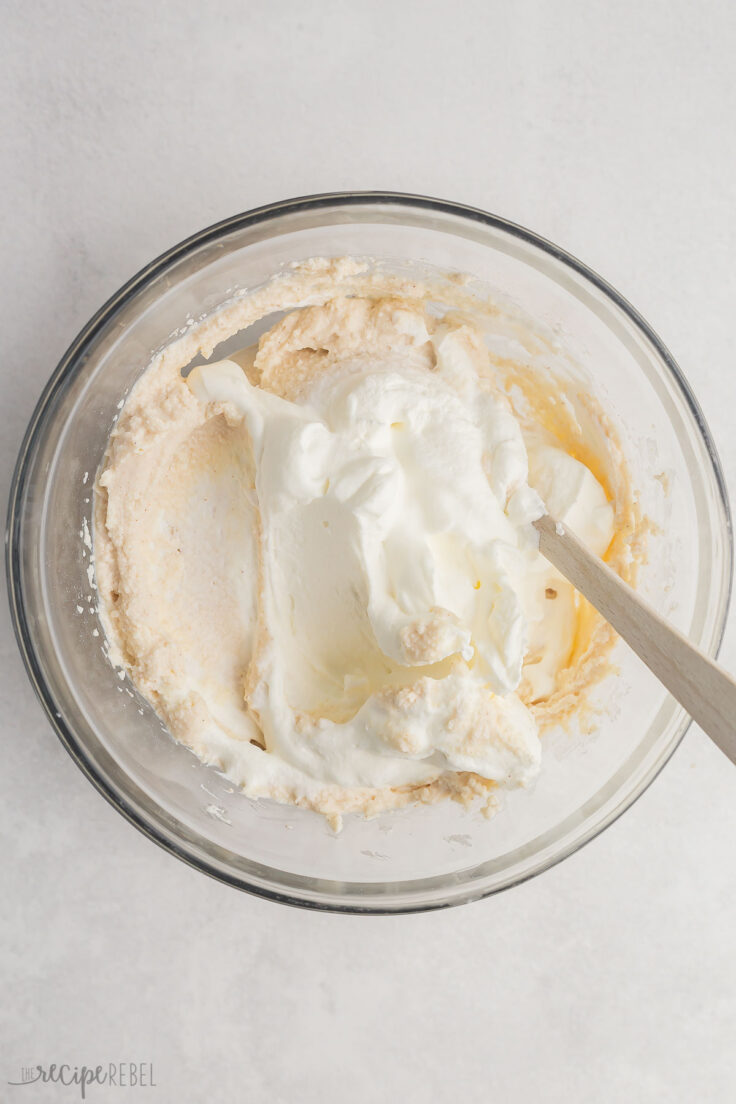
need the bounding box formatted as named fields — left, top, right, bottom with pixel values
left=187, top=320, right=604, bottom=794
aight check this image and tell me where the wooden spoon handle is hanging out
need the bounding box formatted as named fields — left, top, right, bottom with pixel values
left=534, top=513, right=736, bottom=764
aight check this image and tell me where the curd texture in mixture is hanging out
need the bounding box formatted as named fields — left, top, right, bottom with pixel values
left=95, top=260, right=627, bottom=825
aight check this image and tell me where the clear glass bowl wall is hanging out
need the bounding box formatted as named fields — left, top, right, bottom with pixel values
left=7, top=195, right=731, bottom=912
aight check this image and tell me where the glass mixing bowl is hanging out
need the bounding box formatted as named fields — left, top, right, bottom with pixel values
left=7, top=193, right=732, bottom=913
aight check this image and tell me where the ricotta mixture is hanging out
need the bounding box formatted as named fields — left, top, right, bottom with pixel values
left=95, top=259, right=631, bottom=825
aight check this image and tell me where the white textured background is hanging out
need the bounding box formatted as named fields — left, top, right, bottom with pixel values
left=2, top=2, right=735, bottom=1101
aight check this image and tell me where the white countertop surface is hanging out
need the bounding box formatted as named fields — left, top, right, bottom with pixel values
left=2, top=2, right=735, bottom=1101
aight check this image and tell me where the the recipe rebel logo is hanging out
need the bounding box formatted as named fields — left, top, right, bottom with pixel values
left=7, top=1062, right=156, bottom=1098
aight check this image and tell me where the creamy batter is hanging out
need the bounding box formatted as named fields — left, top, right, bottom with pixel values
left=95, top=259, right=632, bottom=825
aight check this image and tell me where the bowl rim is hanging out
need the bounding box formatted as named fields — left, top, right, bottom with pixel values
left=6, top=190, right=733, bottom=914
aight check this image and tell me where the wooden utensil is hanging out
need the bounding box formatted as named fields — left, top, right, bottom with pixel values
left=534, top=513, right=736, bottom=764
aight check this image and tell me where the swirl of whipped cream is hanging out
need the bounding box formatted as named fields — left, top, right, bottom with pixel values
left=188, top=311, right=548, bottom=791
